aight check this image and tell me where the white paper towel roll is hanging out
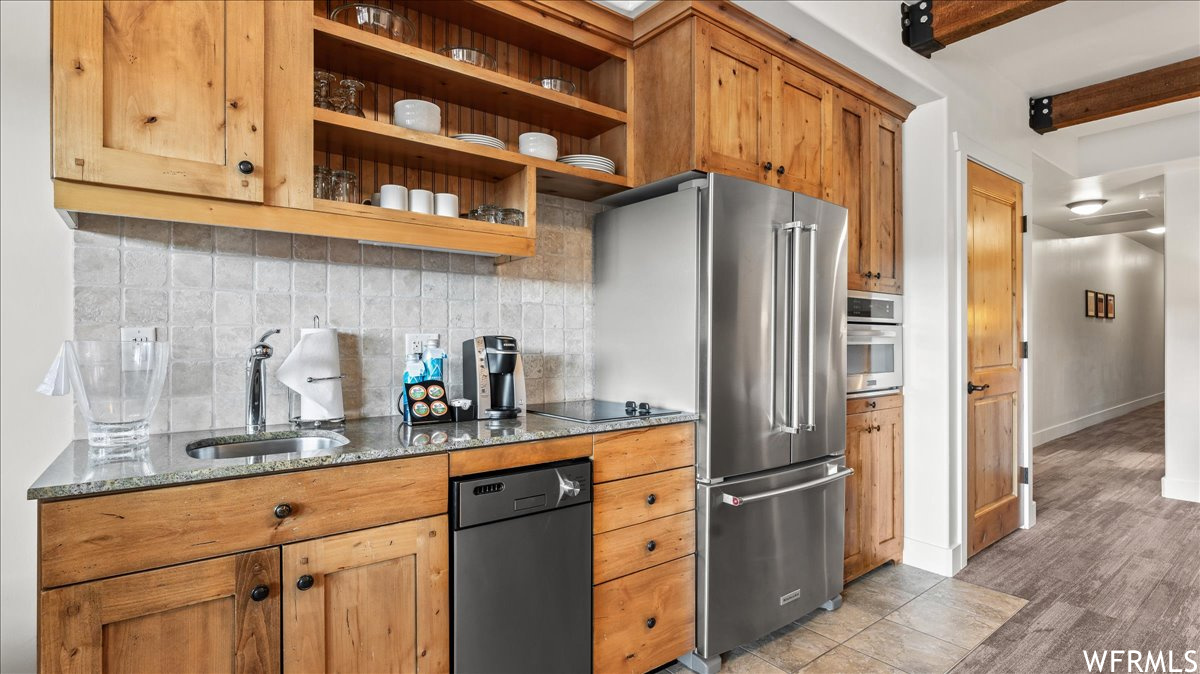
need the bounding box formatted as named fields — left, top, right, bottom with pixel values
left=277, top=328, right=345, bottom=421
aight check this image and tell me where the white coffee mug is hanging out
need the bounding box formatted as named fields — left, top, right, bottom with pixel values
left=380, top=184, right=408, bottom=210
left=434, top=193, right=459, bottom=217
left=410, top=189, right=434, bottom=214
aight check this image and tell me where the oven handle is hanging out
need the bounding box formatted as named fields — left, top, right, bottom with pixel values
left=721, top=468, right=855, bottom=506
left=848, top=328, right=899, bottom=338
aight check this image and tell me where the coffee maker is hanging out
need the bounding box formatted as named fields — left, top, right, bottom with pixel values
left=462, top=336, right=526, bottom=419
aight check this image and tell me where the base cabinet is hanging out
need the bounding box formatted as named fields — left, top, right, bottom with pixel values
left=844, top=396, right=904, bottom=582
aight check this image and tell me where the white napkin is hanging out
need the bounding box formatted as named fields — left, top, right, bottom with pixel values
left=37, top=343, right=71, bottom=396
left=277, top=328, right=344, bottom=421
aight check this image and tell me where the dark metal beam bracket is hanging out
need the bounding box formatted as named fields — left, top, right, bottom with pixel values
left=1030, top=95, right=1054, bottom=133
left=901, top=0, right=944, bottom=58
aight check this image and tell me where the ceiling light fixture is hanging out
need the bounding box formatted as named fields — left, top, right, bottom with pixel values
left=1066, top=199, right=1107, bottom=215
left=1146, top=226, right=1166, bottom=235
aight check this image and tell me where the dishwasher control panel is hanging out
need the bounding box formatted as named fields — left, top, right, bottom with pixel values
left=452, top=459, right=592, bottom=530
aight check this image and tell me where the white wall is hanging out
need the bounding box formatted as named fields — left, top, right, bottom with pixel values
left=1162, top=167, right=1200, bottom=502
left=1, top=2, right=72, bottom=671
left=1030, top=227, right=1165, bottom=445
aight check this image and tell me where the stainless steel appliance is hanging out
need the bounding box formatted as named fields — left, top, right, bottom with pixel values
left=451, top=459, right=592, bottom=674
left=461, top=335, right=526, bottom=419
left=528, top=399, right=679, bottom=423
left=594, top=173, right=851, bottom=672
left=847, top=290, right=904, bottom=395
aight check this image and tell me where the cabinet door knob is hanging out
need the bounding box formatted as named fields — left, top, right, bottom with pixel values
left=296, top=574, right=315, bottom=591
left=874, top=424, right=882, bottom=432
left=776, top=165, right=786, bottom=176
left=646, top=540, right=657, bottom=552
left=866, top=426, right=874, bottom=433
left=863, top=270, right=873, bottom=277
left=867, top=401, right=877, bottom=409
left=763, top=162, right=773, bottom=171
left=238, top=160, right=255, bottom=175
left=874, top=272, right=882, bottom=279
left=273, top=503, right=293, bottom=519
left=250, top=584, right=270, bottom=602
left=646, top=493, right=656, bottom=505
left=646, top=617, right=657, bottom=629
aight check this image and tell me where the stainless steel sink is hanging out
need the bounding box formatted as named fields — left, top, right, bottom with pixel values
left=185, top=432, right=350, bottom=460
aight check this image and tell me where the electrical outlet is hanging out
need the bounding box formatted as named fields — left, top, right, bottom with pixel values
left=405, top=333, right=439, bottom=357
left=120, top=327, right=158, bottom=371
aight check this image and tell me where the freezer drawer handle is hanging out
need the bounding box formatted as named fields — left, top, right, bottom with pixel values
left=721, top=468, right=854, bottom=507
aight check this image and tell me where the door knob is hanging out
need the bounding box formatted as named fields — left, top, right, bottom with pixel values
left=776, top=165, right=786, bottom=176
left=763, top=161, right=773, bottom=171
left=250, top=585, right=270, bottom=601
left=865, top=426, right=874, bottom=433
left=273, top=503, right=293, bottom=519
left=867, top=401, right=877, bottom=409
left=646, top=540, right=657, bottom=552
left=967, top=381, right=990, bottom=394
left=874, top=272, right=882, bottom=279
left=646, top=617, right=657, bottom=629
left=646, top=493, right=656, bottom=505
left=874, top=425, right=881, bottom=432
left=238, top=160, right=255, bottom=174
left=296, top=575, right=315, bottom=591
left=863, top=270, right=873, bottom=277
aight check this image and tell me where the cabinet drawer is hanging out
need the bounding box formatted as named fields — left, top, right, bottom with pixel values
left=593, top=423, right=694, bottom=483
left=39, top=454, right=448, bottom=588
left=594, top=510, right=695, bottom=585
left=847, top=394, right=902, bottom=416
left=594, top=555, right=695, bottom=674
left=593, top=467, right=694, bottom=535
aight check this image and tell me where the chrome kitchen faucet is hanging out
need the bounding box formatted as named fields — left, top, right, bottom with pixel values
left=246, top=329, right=280, bottom=432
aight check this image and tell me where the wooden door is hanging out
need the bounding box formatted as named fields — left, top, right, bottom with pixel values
left=828, top=91, right=873, bottom=291
left=966, top=160, right=1023, bottom=557
left=869, top=406, right=904, bottom=564
left=694, top=21, right=774, bottom=182
left=869, top=109, right=904, bottom=294
left=842, top=411, right=874, bottom=581
left=283, top=516, right=450, bottom=673
left=39, top=549, right=279, bottom=673
left=772, top=60, right=832, bottom=197
left=52, top=0, right=264, bottom=202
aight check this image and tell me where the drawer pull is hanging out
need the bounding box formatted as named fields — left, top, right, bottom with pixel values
left=867, top=400, right=877, bottom=409
left=250, top=584, right=270, bottom=602
left=646, top=540, right=657, bottom=552
left=646, top=617, right=657, bottom=629
left=273, top=503, right=293, bottom=519
left=296, top=574, right=315, bottom=591
left=646, top=493, right=656, bottom=505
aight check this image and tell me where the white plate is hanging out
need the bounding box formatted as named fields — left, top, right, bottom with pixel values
left=560, top=159, right=615, bottom=170
left=559, top=154, right=614, bottom=164
left=561, top=162, right=616, bottom=172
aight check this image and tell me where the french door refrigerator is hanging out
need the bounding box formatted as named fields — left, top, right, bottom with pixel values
left=594, top=173, right=850, bottom=670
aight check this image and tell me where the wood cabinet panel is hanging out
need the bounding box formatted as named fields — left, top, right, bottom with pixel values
left=694, top=21, right=773, bottom=181
left=846, top=394, right=903, bottom=416
left=829, top=91, right=872, bottom=291
left=52, top=0, right=264, bottom=202
left=772, top=61, right=832, bottom=197
left=593, top=467, right=695, bottom=534
left=870, top=109, right=904, bottom=294
left=844, top=402, right=904, bottom=582
left=593, top=510, right=695, bottom=585
left=593, top=423, right=695, bottom=484
left=39, top=454, right=448, bottom=588
left=842, top=411, right=873, bottom=582
left=448, top=434, right=592, bottom=477
left=593, top=556, right=695, bottom=674
left=39, top=549, right=280, bottom=674
left=282, top=516, right=449, bottom=674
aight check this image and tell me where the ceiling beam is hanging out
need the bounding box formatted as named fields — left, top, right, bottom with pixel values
left=901, top=0, right=1064, bottom=58
left=1030, top=57, right=1200, bottom=134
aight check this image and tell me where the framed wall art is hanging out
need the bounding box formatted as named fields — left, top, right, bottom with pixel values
left=1106, top=294, right=1115, bottom=319
left=1095, top=292, right=1107, bottom=318
left=1086, top=290, right=1096, bottom=317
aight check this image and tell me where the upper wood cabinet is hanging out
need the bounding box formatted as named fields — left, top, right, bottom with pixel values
left=52, top=1, right=265, bottom=202
left=869, top=108, right=903, bottom=294
left=773, top=60, right=834, bottom=196
left=694, top=21, right=774, bottom=182
left=39, top=549, right=280, bottom=673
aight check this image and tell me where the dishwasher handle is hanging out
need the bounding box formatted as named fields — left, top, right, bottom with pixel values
left=721, top=468, right=854, bottom=507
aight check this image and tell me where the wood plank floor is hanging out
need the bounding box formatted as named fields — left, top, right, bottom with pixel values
left=953, top=402, right=1200, bottom=673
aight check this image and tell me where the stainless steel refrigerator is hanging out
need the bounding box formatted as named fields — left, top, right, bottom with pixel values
left=594, top=173, right=850, bottom=672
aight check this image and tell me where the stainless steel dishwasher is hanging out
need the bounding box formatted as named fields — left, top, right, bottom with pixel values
left=451, top=458, right=592, bottom=674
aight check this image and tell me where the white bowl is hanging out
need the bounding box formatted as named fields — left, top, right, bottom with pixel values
left=518, top=132, right=558, bottom=160
left=393, top=100, right=441, bottom=133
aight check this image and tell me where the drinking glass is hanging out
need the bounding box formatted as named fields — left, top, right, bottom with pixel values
left=314, top=70, right=338, bottom=110
left=338, top=79, right=366, bottom=117
left=499, top=208, right=525, bottom=226
left=313, top=165, right=333, bottom=200
left=331, top=170, right=358, bottom=203
left=65, top=340, right=169, bottom=448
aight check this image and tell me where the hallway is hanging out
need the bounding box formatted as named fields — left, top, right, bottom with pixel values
left=953, top=402, right=1200, bottom=672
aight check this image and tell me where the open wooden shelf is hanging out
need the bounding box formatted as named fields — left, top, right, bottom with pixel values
left=313, top=198, right=531, bottom=238
left=313, top=108, right=632, bottom=201
left=313, top=17, right=627, bottom=139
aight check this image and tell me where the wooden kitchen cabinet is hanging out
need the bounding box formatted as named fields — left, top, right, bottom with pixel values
left=694, top=21, right=775, bottom=182
left=282, top=517, right=449, bottom=674
left=39, top=549, right=280, bottom=673
left=843, top=397, right=904, bottom=582
left=51, top=0, right=265, bottom=202
left=773, top=60, right=835, bottom=196
left=868, top=108, right=904, bottom=294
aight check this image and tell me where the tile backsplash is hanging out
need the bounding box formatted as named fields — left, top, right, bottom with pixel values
left=71, top=195, right=599, bottom=435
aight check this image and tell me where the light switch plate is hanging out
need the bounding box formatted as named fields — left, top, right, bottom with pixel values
left=404, top=333, right=439, bottom=357
left=120, top=327, right=158, bottom=371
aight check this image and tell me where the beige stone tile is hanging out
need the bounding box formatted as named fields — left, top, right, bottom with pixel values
left=844, top=620, right=968, bottom=674
left=844, top=575, right=919, bottom=615
left=886, top=593, right=1005, bottom=649
left=795, top=601, right=883, bottom=643
left=927, top=578, right=1028, bottom=625
left=723, top=648, right=787, bottom=674
left=862, top=563, right=946, bottom=596
left=798, top=646, right=902, bottom=674
left=744, top=623, right=837, bottom=672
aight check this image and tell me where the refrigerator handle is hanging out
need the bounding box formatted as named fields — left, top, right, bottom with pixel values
left=780, top=221, right=816, bottom=434
left=721, top=467, right=854, bottom=506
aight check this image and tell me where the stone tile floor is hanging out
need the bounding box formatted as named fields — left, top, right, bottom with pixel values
left=661, top=563, right=1028, bottom=674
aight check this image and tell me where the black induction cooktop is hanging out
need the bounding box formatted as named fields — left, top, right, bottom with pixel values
left=527, top=399, right=680, bottom=423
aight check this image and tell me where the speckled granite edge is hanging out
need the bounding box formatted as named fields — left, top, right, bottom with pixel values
left=27, top=413, right=700, bottom=500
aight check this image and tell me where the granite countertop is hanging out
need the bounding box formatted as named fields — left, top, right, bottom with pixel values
left=28, top=412, right=700, bottom=500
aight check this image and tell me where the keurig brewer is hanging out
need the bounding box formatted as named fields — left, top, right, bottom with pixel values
left=461, top=336, right=526, bottom=419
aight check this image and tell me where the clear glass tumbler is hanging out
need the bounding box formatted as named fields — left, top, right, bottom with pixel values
left=314, top=165, right=333, bottom=200
left=337, top=79, right=366, bottom=117
left=314, top=70, right=338, bottom=110
left=65, top=340, right=169, bottom=448
left=331, top=169, right=359, bottom=203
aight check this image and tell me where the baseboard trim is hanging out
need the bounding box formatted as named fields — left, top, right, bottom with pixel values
left=1033, top=393, right=1164, bottom=447
left=1162, top=476, right=1200, bottom=503
left=901, top=538, right=958, bottom=577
